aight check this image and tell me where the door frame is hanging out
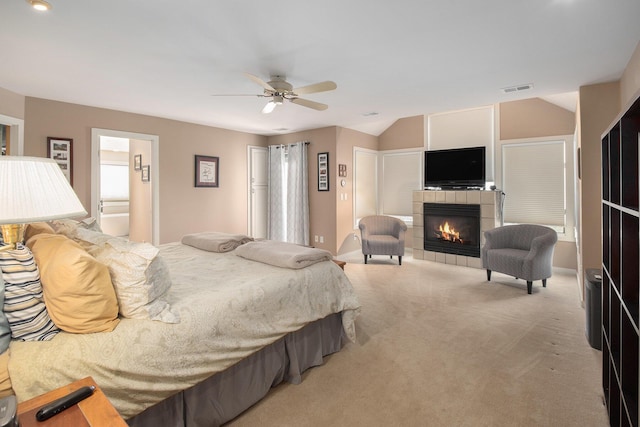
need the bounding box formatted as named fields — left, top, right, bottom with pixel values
left=0, top=114, right=24, bottom=156
left=91, top=128, right=160, bottom=245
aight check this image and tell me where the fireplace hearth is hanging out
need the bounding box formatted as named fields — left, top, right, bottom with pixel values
left=423, top=203, right=481, bottom=257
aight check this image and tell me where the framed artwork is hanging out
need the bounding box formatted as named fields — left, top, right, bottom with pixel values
left=195, top=155, right=219, bottom=187
left=338, top=163, right=347, bottom=177
left=141, top=165, right=150, bottom=182
left=318, top=152, right=329, bottom=191
left=134, top=154, right=142, bottom=171
left=47, top=137, right=73, bottom=185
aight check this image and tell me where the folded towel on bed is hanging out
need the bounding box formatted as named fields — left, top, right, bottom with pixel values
left=235, top=240, right=333, bottom=269
left=181, top=232, right=253, bottom=253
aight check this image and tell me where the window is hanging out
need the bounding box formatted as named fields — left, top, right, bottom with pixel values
left=353, top=148, right=378, bottom=228
left=100, top=163, right=129, bottom=200
left=380, top=150, right=422, bottom=226
left=502, top=140, right=566, bottom=232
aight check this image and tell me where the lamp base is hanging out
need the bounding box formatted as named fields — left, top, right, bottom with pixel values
left=0, top=224, right=26, bottom=251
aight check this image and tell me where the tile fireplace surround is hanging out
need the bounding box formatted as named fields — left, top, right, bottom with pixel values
left=412, top=189, right=502, bottom=268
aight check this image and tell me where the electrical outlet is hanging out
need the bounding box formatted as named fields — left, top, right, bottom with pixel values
left=353, top=233, right=358, bottom=241
left=314, top=235, right=318, bottom=242
left=319, top=236, right=324, bottom=243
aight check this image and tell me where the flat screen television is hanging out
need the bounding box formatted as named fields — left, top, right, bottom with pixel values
left=424, top=146, right=486, bottom=188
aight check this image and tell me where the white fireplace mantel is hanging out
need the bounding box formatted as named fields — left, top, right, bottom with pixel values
left=412, top=189, right=503, bottom=268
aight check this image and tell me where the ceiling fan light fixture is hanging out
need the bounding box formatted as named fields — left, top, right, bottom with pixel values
left=26, top=0, right=52, bottom=11
left=273, top=95, right=284, bottom=105
left=262, top=101, right=277, bottom=114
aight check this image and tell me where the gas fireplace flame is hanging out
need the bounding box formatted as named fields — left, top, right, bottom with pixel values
left=437, top=221, right=463, bottom=244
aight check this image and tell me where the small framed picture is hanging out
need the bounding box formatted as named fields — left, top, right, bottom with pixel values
left=141, top=165, right=150, bottom=182
left=195, top=155, right=219, bottom=187
left=318, top=152, right=329, bottom=191
left=338, top=163, right=347, bottom=177
left=134, top=154, right=142, bottom=171
left=47, top=137, right=73, bottom=185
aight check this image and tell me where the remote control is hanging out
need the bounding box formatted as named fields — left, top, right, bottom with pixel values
left=35, top=385, right=95, bottom=422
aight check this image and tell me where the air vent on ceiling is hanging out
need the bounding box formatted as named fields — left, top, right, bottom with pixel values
left=501, top=83, right=534, bottom=94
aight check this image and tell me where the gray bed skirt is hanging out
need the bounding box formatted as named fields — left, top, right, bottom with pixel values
left=127, top=312, right=346, bottom=427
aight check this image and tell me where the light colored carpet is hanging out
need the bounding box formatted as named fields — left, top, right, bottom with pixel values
left=229, top=250, right=608, bottom=427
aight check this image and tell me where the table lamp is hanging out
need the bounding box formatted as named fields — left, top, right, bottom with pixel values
left=0, top=156, right=87, bottom=251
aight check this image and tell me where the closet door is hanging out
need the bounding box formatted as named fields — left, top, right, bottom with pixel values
left=249, top=146, right=268, bottom=239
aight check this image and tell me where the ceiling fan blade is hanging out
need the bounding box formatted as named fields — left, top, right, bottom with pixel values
left=290, top=97, right=328, bottom=111
left=245, top=73, right=276, bottom=92
left=262, top=101, right=278, bottom=114
left=210, top=94, right=262, bottom=97
left=293, top=81, right=337, bottom=95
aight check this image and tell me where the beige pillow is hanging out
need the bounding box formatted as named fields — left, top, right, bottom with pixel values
left=75, top=228, right=179, bottom=324
left=24, top=222, right=55, bottom=242
left=0, top=350, right=12, bottom=398
left=26, top=234, right=120, bottom=333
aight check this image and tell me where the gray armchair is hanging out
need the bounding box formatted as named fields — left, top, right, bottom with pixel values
left=358, top=216, right=407, bottom=265
left=481, top=224, right=558, bottom=294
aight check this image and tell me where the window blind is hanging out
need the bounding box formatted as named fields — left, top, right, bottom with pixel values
left=502, top=141, right=565, bottom=227
left=381, top=151, right=422, bottom=216
left=354, top=149, right=378, bottom=224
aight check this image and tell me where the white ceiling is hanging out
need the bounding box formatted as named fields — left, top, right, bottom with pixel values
left=1, top=0, right=639, bottom=136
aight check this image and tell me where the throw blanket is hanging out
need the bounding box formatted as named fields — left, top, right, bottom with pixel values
left=235, top=240, right=333, bottom=269
left=181, top=232, right=253, bottom=253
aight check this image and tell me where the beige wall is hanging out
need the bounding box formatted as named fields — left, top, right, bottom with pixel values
left=575, top=41, right=640, bottom=292
left=129, top=139, right=152, bottom=243
left=23, top=97, right=267, bottom=244
left=0, top=87, right=25, bottom=120
left=620, top=41, right=640, bottom=108
left=378, top=115, right=424, bottom=150
left=500, top=98, right=576, bottom=140
left=336, top=128, right=379, bottom=254
left=577, top=82, right=620, bottom=286
left=267, top=127, right=338, bottom=252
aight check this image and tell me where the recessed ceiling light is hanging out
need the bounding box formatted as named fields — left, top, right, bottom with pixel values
left=26, top=0, right=52, bottom=11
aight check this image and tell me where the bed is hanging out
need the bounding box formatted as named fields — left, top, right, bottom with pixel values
left=1, top=225, right=360, bottom=426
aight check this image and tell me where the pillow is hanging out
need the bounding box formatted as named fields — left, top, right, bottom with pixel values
left=49, top=217, right=103, bottom=238
left=0, top=275, right=11, bottom=353
left=26, top=233, right=120, bottom=333
left=76, top=228, right=179, bottom=324
left=0, top=246, right=60, bottom=341
left=24, top=222, right=55, bottom=242
left=0, top=350, right=12, bottom=398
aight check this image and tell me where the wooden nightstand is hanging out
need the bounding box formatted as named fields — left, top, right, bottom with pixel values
left=17, top=376, right=127, bottom=427
left=332, top=259, right=346, bottom=270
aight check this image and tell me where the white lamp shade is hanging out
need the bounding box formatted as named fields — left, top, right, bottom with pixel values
left=0, top=156, right=87, bottom=224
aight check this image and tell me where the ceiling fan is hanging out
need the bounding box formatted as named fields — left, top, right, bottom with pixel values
left=213, top=73, right=337, bottom=114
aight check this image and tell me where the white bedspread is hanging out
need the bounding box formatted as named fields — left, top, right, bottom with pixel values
left=7, top=243, right=360, bottom=419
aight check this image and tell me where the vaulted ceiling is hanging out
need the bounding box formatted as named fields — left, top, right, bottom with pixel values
left=2, top=0, right=639, bottom=136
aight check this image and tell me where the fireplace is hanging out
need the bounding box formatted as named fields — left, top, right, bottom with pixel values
left=423, top=203, right=481, bottom=257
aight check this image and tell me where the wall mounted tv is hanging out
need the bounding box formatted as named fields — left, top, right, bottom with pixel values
left=424, top=146, right=486, bottom=189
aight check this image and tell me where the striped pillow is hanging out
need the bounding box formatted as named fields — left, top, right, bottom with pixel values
left=0, top=246, right=60, bottom=341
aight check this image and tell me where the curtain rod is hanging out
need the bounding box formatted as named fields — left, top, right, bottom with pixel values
left=269, top=141, right=310, bottom=149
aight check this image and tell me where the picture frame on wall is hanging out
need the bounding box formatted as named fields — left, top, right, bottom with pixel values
left=318, top=152, right=329, bottom=191
left=195, top=155, right=219, bottom=187
left=47, top=137, right=73, bottom=185
left=141, top=165, right=150, bottom=182
left=134, top=154, right=142, bottom=171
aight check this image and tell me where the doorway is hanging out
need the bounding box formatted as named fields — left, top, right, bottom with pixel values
left=91, top=128, right=159, bottom=245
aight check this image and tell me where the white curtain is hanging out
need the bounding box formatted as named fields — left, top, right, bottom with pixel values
left=267, top=142, right=309, bottom=245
